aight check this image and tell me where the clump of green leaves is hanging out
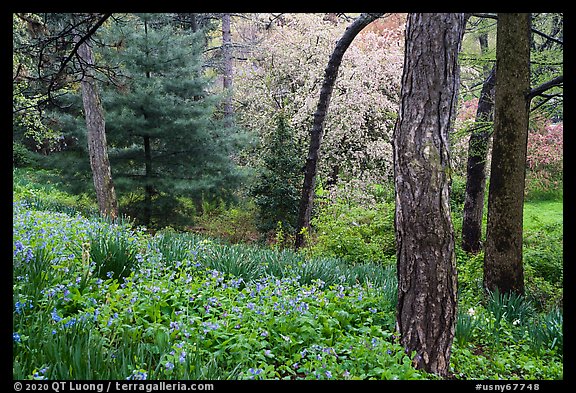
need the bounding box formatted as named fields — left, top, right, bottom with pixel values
left=486, top=289, right=534, bottom=326
left=527, top=307, right=563, bottom=354
left=309, top=198, right=396, bottom=265
left=455, top=308, right=479, bottom=347
left=86, top=227, right=140, bottom=280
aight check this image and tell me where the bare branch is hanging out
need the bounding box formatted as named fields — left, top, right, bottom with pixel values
left=530, top=93, right=563, bottom=112
left=470, top=13, right=563, bottom=46
left=47, top=13, right=112, bottom=98
left=527, top=75, right=563, bottom=101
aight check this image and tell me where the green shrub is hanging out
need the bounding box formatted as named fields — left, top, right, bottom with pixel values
left=455, top=248, right=485, bottom=307
left=13, top=142, right=38, bottom=168
left=523, top=222, right=563, bottom=285
left=525, top=273, right=563, bottom=312
left=449, top=173, right=467, bottom=212
left=250, top=113, right=303, bottom=236
left=193, top=204, right=259, bottom=244
left=13, top=167, right=97, bottom=216
left=309, top=199, right=396, bottom=265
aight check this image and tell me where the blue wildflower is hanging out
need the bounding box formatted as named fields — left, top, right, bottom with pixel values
left=64, top=318, right=76, bottom=328
left=201, top=321, right=220, bottom=333
left=32, top=367, right=48, bottom=380
left=25, top=248, right=34, bottom=263
left=51, top=308, right=62, bottom=322
left=13, top=332, right=21, bottom=343
left=296, top=301, right=309, bottom=313
left=14, top=240, right=24, bottom=255
left=248, top=368, right=262, bottom=376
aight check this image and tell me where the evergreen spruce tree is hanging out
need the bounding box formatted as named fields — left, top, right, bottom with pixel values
left=102, top=14, right=242, bottom=228
left=250, top=113, right=303, bottom=239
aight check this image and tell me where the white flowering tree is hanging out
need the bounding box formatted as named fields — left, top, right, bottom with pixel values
left=233, top=13, right=404, bottom=195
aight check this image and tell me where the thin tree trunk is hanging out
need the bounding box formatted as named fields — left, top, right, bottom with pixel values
left=394, top=13, right=465, bottom=376
left=294, top=12, right=383, bottom=249
left=142, top=18, right=154, bottom=228
left=222, top=13, right=233, bottom=127
left=461, top=65, right=496, bottom=253
left=483, top=13, right=531, bottom=296
left=143, top=134, right=153, bottom=227
left=77, top=38, right=119, bottom=220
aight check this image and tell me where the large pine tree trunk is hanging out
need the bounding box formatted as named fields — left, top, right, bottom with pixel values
left=461, top=66, right=496, bottom=253
left=294, top=12, right=383, bottom=249
left=77, top=39, right=119, bottom=220
left=394, top=13, right=465, bottom=376
left=483, top=13, right=531, bottom=296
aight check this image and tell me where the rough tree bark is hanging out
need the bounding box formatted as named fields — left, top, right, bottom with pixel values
left=483, top=13, right=531, bottom=296
left=461, top=65, right=496, bottom=253
left=294, top=12, right=384, bottom=249
left=394, top=13, right=465, bottom=376
left=76, top=37, right=119, bottom=220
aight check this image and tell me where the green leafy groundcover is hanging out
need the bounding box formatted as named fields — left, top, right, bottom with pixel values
left=12, top=201, right=423, bottom=380
left=12, top=199, right=563, bottom=380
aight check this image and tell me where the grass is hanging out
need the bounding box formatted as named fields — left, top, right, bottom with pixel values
left=523, top=200, right=563, bottom=232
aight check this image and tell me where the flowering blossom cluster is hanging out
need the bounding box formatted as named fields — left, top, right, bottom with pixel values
left=233, top=13, right=404, bottom=189
left=527, top=120, right=563, bottom=171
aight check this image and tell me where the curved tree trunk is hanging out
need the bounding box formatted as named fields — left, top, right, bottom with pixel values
left=77, top=38, right=119, bottom=220
left=394, top=13, right=465, bottom=376
left=483, top=13, right=531, bottom=296
left=294, top=12, right=384, bottom=249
